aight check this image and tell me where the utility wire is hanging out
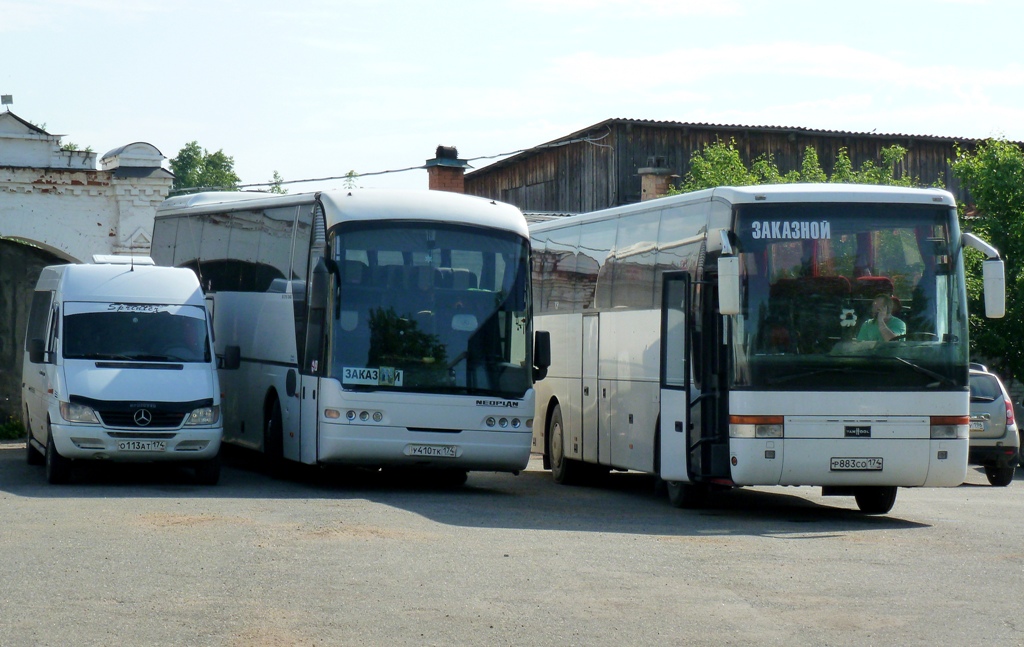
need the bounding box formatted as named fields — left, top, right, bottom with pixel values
left=234, top=128, right=612, bottom=190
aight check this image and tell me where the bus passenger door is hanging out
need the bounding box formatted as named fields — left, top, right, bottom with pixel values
left=298, top=372, right=319, bottom=463
left=659, top=272, right=692, bottom=482
left=582, top=312, right=600, bottom=464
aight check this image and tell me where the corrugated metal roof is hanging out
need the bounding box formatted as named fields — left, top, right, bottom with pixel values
left=467, top=117, right=1002, bottom=178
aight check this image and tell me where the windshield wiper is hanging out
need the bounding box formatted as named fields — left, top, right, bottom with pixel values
left=766, top=367, right=880, bottom=385
left=886, top=356, right=956, bottom=387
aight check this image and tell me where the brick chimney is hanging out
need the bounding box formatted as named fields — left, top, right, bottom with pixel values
left=425, top=145, right=471, bottom=193
left=638, top=156, right=676, bottom=201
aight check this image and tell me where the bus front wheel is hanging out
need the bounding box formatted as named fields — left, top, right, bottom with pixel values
left=264, top=399, right=286, bottom=478
left=548, top=404, right=582, bottom=485
left=666, top=481, right=705, bottom=508
left=853, top=486, right=897, bottom=514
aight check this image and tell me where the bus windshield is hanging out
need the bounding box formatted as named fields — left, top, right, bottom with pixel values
left=63, top=303, right=211, bottom=363
left=328, top=221, right=533, bottom=399
left=731, top=201, right=968, bottom=391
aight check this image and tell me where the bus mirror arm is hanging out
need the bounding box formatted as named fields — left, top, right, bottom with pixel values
left=963, top=232, right=1006, bottom=318
left=533, top=331, right=551, bottom=382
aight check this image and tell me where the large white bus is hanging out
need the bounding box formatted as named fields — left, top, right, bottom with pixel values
left=152, top=189, right=550, bottom=482
left=530, top=184, right=1004, bottom=513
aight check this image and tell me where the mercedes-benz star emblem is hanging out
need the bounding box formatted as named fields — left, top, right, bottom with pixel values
left=134, top=409, right=153, bottom=426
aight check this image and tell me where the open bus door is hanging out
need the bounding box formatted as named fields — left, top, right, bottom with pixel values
left=659, top=271, right=693, bottom=483
left=660, top=271, right=710, bottom=507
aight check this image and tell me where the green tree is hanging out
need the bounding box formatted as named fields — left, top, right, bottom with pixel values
left=951, top=139, right=1024, bottom=378
left=342, top=170, right=360, bottom=190
left=269, top=170, right=288, bottom=194
left=671, top=140, right=917, bottom=194
left=170, top=141, right=241, bottom=193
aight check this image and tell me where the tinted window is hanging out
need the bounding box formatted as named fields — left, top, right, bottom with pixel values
left=970, top=374, right=1002, bottom=401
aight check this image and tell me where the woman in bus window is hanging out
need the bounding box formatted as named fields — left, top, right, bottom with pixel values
left=857, top=294, right=906, bottom=342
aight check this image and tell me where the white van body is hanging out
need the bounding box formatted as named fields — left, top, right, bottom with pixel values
left=21, top=259, right=223, bottom=484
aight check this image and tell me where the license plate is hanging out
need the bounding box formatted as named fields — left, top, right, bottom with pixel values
left=830, top=457, right=883, bottom=471
left=969, top=421, right=985, bottom=432
left=117, top=440, right=167, bottom=452
left=404, top=444, right=458, bottom=458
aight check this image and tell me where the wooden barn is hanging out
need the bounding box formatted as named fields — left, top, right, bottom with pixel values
left=463, top=118, right=987, bottom=213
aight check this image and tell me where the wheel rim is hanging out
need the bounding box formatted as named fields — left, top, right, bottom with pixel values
left=550, top=417, right=563, bottom=469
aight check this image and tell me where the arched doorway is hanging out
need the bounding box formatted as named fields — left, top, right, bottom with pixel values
left=0, top=240, right=65, bottom=423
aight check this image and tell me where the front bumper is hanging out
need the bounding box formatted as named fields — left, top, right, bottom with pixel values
left=50, top=423, right=222, bottom=461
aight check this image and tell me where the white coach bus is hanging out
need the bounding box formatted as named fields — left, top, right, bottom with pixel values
left=530, top=184, right=1004, bottom=513
left=152, top=189, right=550, bottom=482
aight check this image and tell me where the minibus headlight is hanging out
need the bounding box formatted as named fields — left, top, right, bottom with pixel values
left=59, top=401, right=99, bottom=424
left=185, top=405, right=220, bottom=426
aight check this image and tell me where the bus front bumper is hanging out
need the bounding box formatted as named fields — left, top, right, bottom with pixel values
left=318, top=423, right=532, bottom=472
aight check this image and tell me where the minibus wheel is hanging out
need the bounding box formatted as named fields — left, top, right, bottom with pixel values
left=45, top=423, right=72, bottom=485
left=25, top=414, right=43, bottom=466
left=193, top=455, right=222, bottom=485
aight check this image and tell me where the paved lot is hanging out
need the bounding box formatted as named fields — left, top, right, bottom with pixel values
left=0, top=440, right=1021, bottom=646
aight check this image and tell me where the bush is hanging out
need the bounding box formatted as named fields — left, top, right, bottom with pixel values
left=0, top=416, right=26, bottom=440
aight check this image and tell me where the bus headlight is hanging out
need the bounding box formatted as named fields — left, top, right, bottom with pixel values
left=931, top=416, right=969, bottom=439
left=59, top=401, right=99, bottom=424
left=186, top=405, right=220, bottom=426
left=729, top=416, right=784, bottom=438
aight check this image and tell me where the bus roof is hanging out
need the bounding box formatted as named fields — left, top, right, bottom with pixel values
left=529, top=183, right=957, bottom=232
left=157, top=189, right=529, bottom=238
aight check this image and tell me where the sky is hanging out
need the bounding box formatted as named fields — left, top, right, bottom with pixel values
left=2, top=0, right=1022, bottom=194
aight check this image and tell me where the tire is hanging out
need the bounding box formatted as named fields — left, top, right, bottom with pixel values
left=548, top=404, right=582, bottom=485
left=264, top=399, right=286, bottom=478
left=193, top=454, right=222, bottom=485
left=666, top=481, right=705, bottom=508
left=45, top=425, right=72, bottom=485
left=854, top=486, right=897, bottom=514
left=985, top=465, right=1015, bottom=487
left=25, top=416, right=44, bottom=466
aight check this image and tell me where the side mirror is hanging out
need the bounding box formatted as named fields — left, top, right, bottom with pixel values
left=222, top=345, right=241, bottom=370
left=982, top=259, right=1005, bottom=318
left=533, top=330, right=551, bottom=382
left=28, top=338, right=47, bottom=364
left=717, top=256, right=740, bottom=316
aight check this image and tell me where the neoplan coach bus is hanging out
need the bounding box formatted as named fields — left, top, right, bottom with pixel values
left=153, top=189, right=550, bottom=483
left=530, top=184, right=1004, bottom=513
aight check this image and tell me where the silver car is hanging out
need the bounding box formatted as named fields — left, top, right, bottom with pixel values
left=968, top=366, right=1020, bottom=486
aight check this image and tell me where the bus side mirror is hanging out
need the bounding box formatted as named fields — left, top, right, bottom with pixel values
left=222, top=345, right=241, bottom=370
left=718, top=256, right=740, bottom=316
left=533, top=330, right=551, bottom=382
left=28, top=338, right=47, bottom=364
left=982, top=259, right=1005, bottom=318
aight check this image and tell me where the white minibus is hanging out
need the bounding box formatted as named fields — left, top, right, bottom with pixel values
left=22, top=257, right=223, bottom=484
